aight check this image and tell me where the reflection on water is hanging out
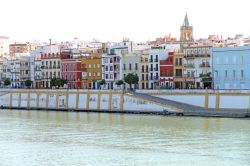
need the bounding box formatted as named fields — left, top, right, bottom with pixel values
left=0, top=109, right=250, bottom=166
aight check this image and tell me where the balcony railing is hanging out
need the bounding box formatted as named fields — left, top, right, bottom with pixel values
left=184, top=64, right=195, bottom=68
left=154, top=68, right=158, bottom=71
left=199, top=63, right=210, bottom=68
left=185, top=54, right=210, bottom=58
left=199, top=73, right=211, bottom=78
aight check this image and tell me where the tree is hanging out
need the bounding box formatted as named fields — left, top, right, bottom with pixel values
left=115, top=80, right=123, bottom=86
left=4, top=79, right=11, bottom=87
left=124, top=73, right=139, bottom=91
left=99, top=79, right=106, bottom=89
left=24, top=79, right=32, bottom=88
left=50, top=78, right=67, bottom=88
left=99, top=79, right=106, bottom=85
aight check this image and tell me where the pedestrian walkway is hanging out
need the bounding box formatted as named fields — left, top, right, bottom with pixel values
left=131, top=92, right=249, bottom=117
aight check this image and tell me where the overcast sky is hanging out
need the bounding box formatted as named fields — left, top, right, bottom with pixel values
left=0, top=0, right=249, bottom=42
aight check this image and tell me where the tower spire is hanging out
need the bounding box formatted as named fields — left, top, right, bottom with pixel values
left=183, top=13, right=189, bottom=27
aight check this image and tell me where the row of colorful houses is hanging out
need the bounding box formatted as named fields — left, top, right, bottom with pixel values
left=2, top=42, right=250, bottom=90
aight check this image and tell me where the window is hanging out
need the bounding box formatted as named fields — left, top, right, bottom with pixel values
left=179, top=58, right=182, bottom=65
left=241, top=70, right=244, bottom=79
left=93, top=72, right=96, bottom=77
left=224, top=56, right=229, bottom=64
left=135, top=63, right=138, bottom=70
left=97, top=72, right=100, bottom=76
left=142, top=74, right=144, bottom=80
left=93, top=64, right=96, bottom=68
left=215, top=70, right=219, bottom=79
left=123, top=64, right=126, bottom=70
left=110, top=66, right=113, bottom=71
left=233, top=56, right=236, bottom=64
left=129, top=63, right=132, bottom=70
left=142, top=65, right=144, bottom=72
left=110, top=74, right=113, bottom=79
left=175, top=69, right=182, bottom=77
left=225, top=70, right=228, bottom=79
left=97, top=64, right=100, bottom=68
left=105, top=66, right=108, bottom=71
left=216, top=57, right=220, bottom=65
left=241, top=56, right=244, bottom=64
left=89, top=72, right=91, bottom=76
left=233, top=70, right=236, bottom=79
left=175, top=58, right=178, bottom=66
left=89, top=64, right=91, bottom=68
left=106, top=74, right=108, bottom=79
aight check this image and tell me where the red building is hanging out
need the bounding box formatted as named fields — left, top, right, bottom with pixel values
left=160, top=52, right=174, bottom=88
left=61, top=59, right=82, bottom=89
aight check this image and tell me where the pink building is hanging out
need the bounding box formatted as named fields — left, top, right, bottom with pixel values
left=61, top=59, right=82, bottom=89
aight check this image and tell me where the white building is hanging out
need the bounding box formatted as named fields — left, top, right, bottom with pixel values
left=183, top=46, right=212, bottom=89
left=148, top=47, right=168, bottom=89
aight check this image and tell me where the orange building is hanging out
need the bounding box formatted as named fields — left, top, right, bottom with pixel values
left=81, top=56, right=102, bottom=89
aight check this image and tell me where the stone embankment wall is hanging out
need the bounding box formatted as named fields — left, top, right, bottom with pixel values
left=136, top=89, right=250, bottom=110
left=0, top=89, right=171, bottom=113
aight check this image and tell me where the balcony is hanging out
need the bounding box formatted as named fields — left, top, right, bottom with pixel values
left=35, top=67, right=41, bottom=71
left=35, top=76, right=42, bottom=80
left=184, top=64, right=195, bottom=68
left=19, top=66, right=30, bottom=70
left=154, top=76, right=159, bottom=80
left=185, top=74, right=195, bottom=78
left=199, top=63, right=210, bottom=68
left=20, top=74, right=31, bottom=78
left=185, top=54, right=211, bottom=58
left=154, top=68, right=158, bottom=71
left=199, top=72, right=211, bottom=78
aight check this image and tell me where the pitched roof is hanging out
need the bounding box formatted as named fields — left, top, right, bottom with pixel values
left=183, top=13, right=189, bottom=27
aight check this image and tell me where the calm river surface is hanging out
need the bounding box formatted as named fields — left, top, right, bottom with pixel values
left=0, top=110, right=250, bottom=166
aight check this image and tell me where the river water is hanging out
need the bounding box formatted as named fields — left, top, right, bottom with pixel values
left=0, top=110, right=249, bottom=166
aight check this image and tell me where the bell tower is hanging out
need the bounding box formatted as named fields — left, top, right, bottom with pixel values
left=180, top=13, right=193, bottom=42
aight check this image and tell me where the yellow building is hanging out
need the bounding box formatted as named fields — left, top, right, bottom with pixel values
left=173, top=52, right=184, bottom=89
left=81, top=56, right=102, bottom=89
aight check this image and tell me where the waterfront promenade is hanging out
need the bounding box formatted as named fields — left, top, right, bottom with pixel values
left=0, top=89, right=250, bottom=118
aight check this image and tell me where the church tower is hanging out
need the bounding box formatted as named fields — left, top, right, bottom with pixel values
left=180, top=13, right=193, bottom=42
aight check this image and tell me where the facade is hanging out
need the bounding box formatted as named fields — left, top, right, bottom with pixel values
left=3, top=55, right=34, bottom=88
left=9, top=43, right=29, bottom=56
left=173, top=52, right=184, bottom=88
left=122, top=54, right=140, bottom=90
left=61, top=59, right=82, bottom=89
left=81, top=57, right=102, bottom=89
left=160, top=52, right=174, bottom=88
left=148, top=47, right=168, bottom=89
left=101, top=54, right=122, bottom=89
left=183, top=46, right=212, bottom=89
left=212, top=46, right=250, bottom=89
left=139, top=53, right=149, bottom=89
left=41, top=52, right=61, bottom=88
